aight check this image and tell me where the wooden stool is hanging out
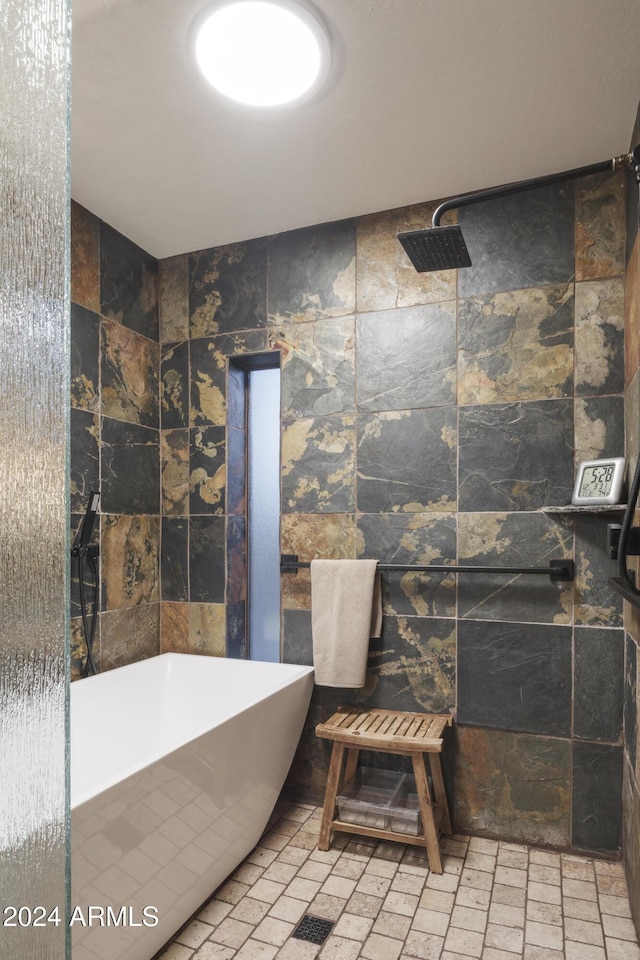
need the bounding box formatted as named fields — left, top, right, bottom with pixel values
left=316, top=707, right=453, bottom=873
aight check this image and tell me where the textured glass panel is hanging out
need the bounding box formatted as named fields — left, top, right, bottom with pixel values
left=0, top=0, right=70, bottom=957
left=248, top=367, right=281, bottom=662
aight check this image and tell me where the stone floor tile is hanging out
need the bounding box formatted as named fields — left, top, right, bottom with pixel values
left=418, top=888, right=455, bottom=913
left=401, top=932, right=445, bottom=959
left=263, top=861, right=299, bottom=885
left=450, top=904, right=488, bottom=933
left=562, top=878, right=597, bottom=901
left=261, top=831, right=290, bottom=852
left=276, top=938, right=321, bottom=960
left=234, top=863, right=266, bottom=885
left=297, top=860, right=332, bottom=883
left=176, top=920, right=214, bottom=949
left=494, top=865, right=527, bottom=888
left=344, top=840, right=377, bottom=860
left=284, top=804, right=315, bottom=823
left=332, top=912, right=374, bottom=940
left=318, top=935, right=360, bottom=960
left=397, top=862, right=430, bottom=879
left=528, top=850, right=560, bottom=868
left=308, top=893, right=347, bottom=921
left=251, top=878, right=288, bottom=904
left=360, top=931, right=404, bottom=960
left=320, top=874, right=357, bottom=899
left=197, top=900, right=233, bottom=926
left=234, top=939, right=278, bottom=960
left=425, top=870, right=459, bottom=892
left=285, top=877, right=323, bottom=902
left=345, top=891, right=384, bottom=918
left=193, top=944, right=235, bottom=960
left=602, top=913, right=638, bottom=940
left=331, top=857, right=366, bottom=880
left=253, top=916, right=295, bottom=948
left=230, top=897, right=272, bottom=925
left=564, top=915, right=604, bottom=946
left=485, top=921, right=524, bottom=953
left=278, top=847, right=311, bottom=867
left=373, top=910, right=412, bottom=939
left=273, top=819, right=301, bottom=838
left=525, top=919, right=563, bottom=950
left=460, top=867, right=493, bottom=892
left=391, top=870, right=425, bottom=895
left=499, top=841, right=529, bottom=853
left=247, top=847, right=279, bottom=868
left=444, top=925, right=484, bottom=958
left=491, top=883, right=526, bottom=908
left=441, top=838, right=469, bottom=858
left=488, top=900, right=525, bottom=928
left=562, top=896, right=600, bottom=922
left=527, top=881, right=561, bottom=905
left=216, top=879, right=252, bottom=904
left=160, top=945, right=194, bottom=960
left=468, top=837, right=500, bottom=855
left=289, top=832, right=319, bottom=851
left=411, top=906, right=450, bottom=936
left=526, top=898, right=562, bottom=926
left=365, top=857, right=399, bottom=879
left=374, top=841, right=406, bottom=861
left=268, top=896, right=307, bottom=924
left=605, top=938, right=640, bottom=960
left=496, top=848, right=528, bottom=870
left=523, top=946, right=564, bottom=960
left=594, top=859, right=625, bottom=878
left=564, top=942, right=605, bottom=960
left=464, top=851, right=497, bottom=873
left=596, top=875, right=628, bottom=897
left=562, top=859, right=595, bottom=881
left=383, top=889, right=419, bottom=917
left=528, top=863, right=560, bottom=886
left=356, top=873, right=393, bottom=897
left=307, top=848, right=341, bottom=865
left=599, top=893, right=632, bottom=917
left=483, top=948, right=521, bottom=960
left=210, top=917, right=254, bottom=949
left=456, top=885, right=491, bottom=910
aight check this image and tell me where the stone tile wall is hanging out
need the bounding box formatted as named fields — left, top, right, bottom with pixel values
left=70, top=202, right=161, bottom=677
left=157, top=174, right=626, bottom=856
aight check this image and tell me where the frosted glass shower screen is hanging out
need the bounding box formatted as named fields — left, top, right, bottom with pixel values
left=0, top=0, right=70, bottom=956
left=248, top=366, right=281, bottom=662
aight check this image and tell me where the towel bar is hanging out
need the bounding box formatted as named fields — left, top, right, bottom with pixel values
left=280, top=554, right=574, bottom=582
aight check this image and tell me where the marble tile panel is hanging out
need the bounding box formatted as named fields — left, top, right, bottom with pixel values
left=356, top=202, right=457, bottom=312
left=575, top=170, right=625, bottom=282
left=574, top=627, right=624, bottom=743
left=356, top=512, right=456, bottom=618
left=458, top=182, right=575, bottom=299
left=575, top=395, right=624, bottom=466
left=357, top=408, right=457, bottom=514
left=98, top=603, right=160, bottom=672
left=282, top=416, right=356, bottom=513
left=190, top=239, right=267, bottom=338
left=280, top=513, right=357, bottom=610
left=457, top=619, right=572, bottom=736
left=227, top=425, right=246, bottom=517
left=268, top=220, right=356, bottom=323
left=71, top=302, right=100, bottom=412
left=575, top=278, right=624, bottom=396
left=101, top=419, right=160, bottom=515
left=159, top=254, right=189, bottom=343
left=283, top=609, right=313, bottom=666
left=161, top=341, right=189, bottom=429
left=572, top=742, right=623, bottom=852
left=356, top=301, right=456, bottom=412
left=71, top=200, right=100, bottom=313
left=161, top=517, right=188, bottom=603
left=161, top=601, right=189, bottom=653
left=457, top=284, right=573, bottom=404
left=70, top=407, right=99, bottom=515
left=457, top=512, right=573, bottom=624
left=354, top=615, right=456, bottom=714
left=458, top=400, right=573, bottom=512
left=162, top=429, right=189, bottom=516
left=189, top=515, right=225, bottom=603
left=226, top=515, right=246, bottom=604
left=100, top=221, right=158, bottom=340
left=625, top=235, right=640, bottom=385
left=226, top=601, right=247, bottom=659
left=190, top=425, right=226, bottom=515
left=101, top=514, right=160, bottom=611
left=454, top=726, right=571, bottom=848
left=271, top=316, right=355, bottom=419
left=101, top=318, right=159, bottom=427
left=574, top=515, right=623, bottom=627
left=189, top=603, right=226, bottom=656
left=190, top=337, right=226, bottom=426
left=625, top=634, right=638, bottom=773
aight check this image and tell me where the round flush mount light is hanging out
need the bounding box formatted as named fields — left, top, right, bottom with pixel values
left=192, top=0, right=331, bottom=107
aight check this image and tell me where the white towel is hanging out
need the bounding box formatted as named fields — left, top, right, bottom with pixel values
left=311, top=559, right=382, bottom=688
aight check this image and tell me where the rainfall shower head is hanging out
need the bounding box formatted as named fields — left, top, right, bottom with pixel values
left=398, top=152, right=639, bottom=273
left=398, top=225, right=471, bottom=273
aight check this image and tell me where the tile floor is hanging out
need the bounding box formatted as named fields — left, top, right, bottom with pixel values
left=158, top=802, right=640, bottom=960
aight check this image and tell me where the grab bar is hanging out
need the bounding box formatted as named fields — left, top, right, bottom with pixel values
left=280, top=554, right=574, bottom=582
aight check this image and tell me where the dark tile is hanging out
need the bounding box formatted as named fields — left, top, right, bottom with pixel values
left=190, top=426, right=226, bottom=515
left=575, top=395, right=624, bottom=465
left=101, top=514, right=160, bottom=611
left=625, top=634, right=638, bottom=772
left=71, top=201, right=100, bottom=313
left=226, top=601, right=247, bottom=659
left=575, top=278, right=624, bottom=396
left=457, top=619, right=572, bottom=736
left=574, top=514, right=623, bottom=626
left=282, top=415, right=356, bottom=513
left=71, top=615, right=99, bottom=682
left=158, top=254, right=189, bottom=343
left=623, top=758, right=640, bottom=931
left=268, top=220, right=356, bottom=322
left=161, top=341, right=189, bottom=429
left=283, top=609, right=313, bottom=666
left=101, top=318, right=159, bottom=427
left=161, top=517, right=188, bottom=602
left=71, top=302, right=99, bottom=412
left=70, top=512, right=100, bottom=620
left=101, top=419, right=160, bottom=515
left=274, top=316, right=355, bottom=418
left=627, top=156, right=640, bottom=265
left=161, top=429, right=189, bottom=516
left=572, top=741, right=623, bottom=852
left=458, top=400, right=573, bottom=511
left=190, top=337, right=226, bottom=426
left=189, top=516, right=225, bottom=603
left=190, top=238, right=267, bottom=337
left=357, top=512, right=456, bottom=618
left=457, top=284, right=574, bottom=404
left=98, top=603, right=160, bottom=672
left=226, top=515, right=246, bottom=604
left=227, top=362, right=246, bottom=431
left=357, top=408, right=457, bottom=513
left=100, top=222, right=158, bottom=340
left=227, top=425, right=246, bottom=517
left=455, top=726, right=570, bottom=848
left=574, top=627, right=623, bottom=742
left=458, top=181, right=575, bottom=298
left=356, top=302, right=455, bottom=412
left=70, top=408, right=99, bottom=515
left=457, top=512, right=573, bottom=624
left=575, top=170, right=625, bottom=282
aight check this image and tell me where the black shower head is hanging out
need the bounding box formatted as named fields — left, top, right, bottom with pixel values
left=397, top=225, right=472, bottom=273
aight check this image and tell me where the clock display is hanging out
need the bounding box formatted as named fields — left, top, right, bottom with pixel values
left=571, top=457, right=625, bottom=506
left=579, top=463, right=616, bottom=498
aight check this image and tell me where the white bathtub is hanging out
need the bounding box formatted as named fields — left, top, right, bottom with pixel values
left=71, top=653, right=314, bottom=960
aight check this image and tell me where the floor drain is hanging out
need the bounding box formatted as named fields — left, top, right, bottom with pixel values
left=292, top=915, right=334, bottom=945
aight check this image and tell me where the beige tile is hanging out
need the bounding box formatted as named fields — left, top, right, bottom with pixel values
left=562, top=878, right=597, bottom=902
left=193, top=944, right=235, bottom=960
left=308, top=848, right=341, bottom=865
left=210, top=917, right=254, bottom=949
left=526, top=899, right=562, bottom=926
left=444, top=925, right=484, bottom=958
left=268, top=896, right=307, bottom=924
left=233, top=940, right=279, bottom=960
left=160, top=945, right=195, bottom=960
left=176, top=920, right=214, bottom=949
left=294, top=863, right=331, bottom=885
left=285, top=877, right=323, bottom=902
left=216, top=879, right=251, bottom=904
left=290, top=832, right=319, bottom=851
left=356, top=873, right=393, bottom=897
left=320, top=874, right=356, bottom=899
left=419, top=888, right=456, bottom=913
left=332, top=912, right=374, bottom=941
left=596, top=875, right=628, bottom=896
left=441, top=838, right=469, bottom=858
left=460, top=868, right=493, bottom=892
left=374, top=842, right=406, bottom=862
left=468, top=837, right=500, bottom=855
left=411, top=907, right=450, bottom=936
left=263, top=861, right=299, bottom=884
left=233, top=863, right=265, bottom=885
left=488, top=901, right=525, bottom=928
left=450, top=904, right=487, bottom=933
left=528, top=850, right=560, bottom=868
left=528, top=863, right=560, bottom=886
left=261, top=831, right=290, bottom=851
left=605, top=937, right=640, bottom=959
left=345, top=892, right=384, bottom=918
left=562, top=859, right=595, bottom=881
left=564, top=943, right=606, bottom=960
left=332, top=858, right=366, bottom=880
left=319, top=935, right=361, bottom=960
left=309, top=893, right=347, bottom=921
left=252, top=916, right=295, bottom=947
left=527, top=881, right=562, bottom=906
left=483, top=948, right=522, bottom=960
left=485, top=922, right=524, bottom=953
left=496, top=848, right=528, bottom=870
left=197, top=900, right=233, bottom=926
left=456, top=885, right=491, bottom=910
left=494, top=865, right=527, bottom=889
left=361, top=932, right=404, bottom=960
left=402, top=931, right=445, bottom=959
left=491, top=884, right=526, bottom=908
left=564, top=915, right=604, bottom=946
left=230, top=898, right=272, bottom=925
left=594, top=859, right=625, bottom=878
left=279, top=847, right=312, bottom=867
left=391, top=871, right=424, bottom=895
left=525, top=920, right=563, bottom=950
left=285, top=804, right=315, bottom=823
left=383, top=890, right=419, bottom=917
left=251, top=878, right=288, bottom=904
left=247, top=847, right=279, bottom=868
left=464, top=851, right=497, bottom=873
left=602, top=913, right=638, bottom=940
left=276, top=938, right=321, bottom=960
left=365, top=857, right=399, bottom=879
left=523, top=946, right=564, bottom=960
left=373, top=911, right=412, bottom=939
left=562, top=896, right=600, bottom=922
left=599, top=894, right=632, bottom=918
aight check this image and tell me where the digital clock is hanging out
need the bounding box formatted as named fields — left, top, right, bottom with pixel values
left=571, top=457, right=625, bottom=506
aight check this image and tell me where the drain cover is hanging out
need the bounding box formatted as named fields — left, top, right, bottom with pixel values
left=292, top=915, right=334, bottom=945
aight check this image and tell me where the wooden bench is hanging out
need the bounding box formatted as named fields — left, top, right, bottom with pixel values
left=315, top=707, right=453, bottom=873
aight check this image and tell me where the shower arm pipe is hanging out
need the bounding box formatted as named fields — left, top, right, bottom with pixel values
left=280, top=555, right=574, bottom=582
left=431, top=151, right=639, bottom=227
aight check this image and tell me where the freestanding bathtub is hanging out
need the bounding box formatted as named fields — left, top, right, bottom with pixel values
left=71, top=653, right=314, bottom=960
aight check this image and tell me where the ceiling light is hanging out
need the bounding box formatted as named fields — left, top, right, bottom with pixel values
left=192, top=0, right=330, bottom=107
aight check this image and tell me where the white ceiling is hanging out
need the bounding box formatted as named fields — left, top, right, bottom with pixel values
left=72, top=0, right=640, bottom=260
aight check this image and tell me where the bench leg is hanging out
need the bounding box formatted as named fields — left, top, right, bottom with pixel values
left=411, top=752, right=443, bottom=874
left=344, top=747, right=359, bottom=786
left=318, top=741, right=345, bottom=851
left=428, top=752, right=452, bottom=836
